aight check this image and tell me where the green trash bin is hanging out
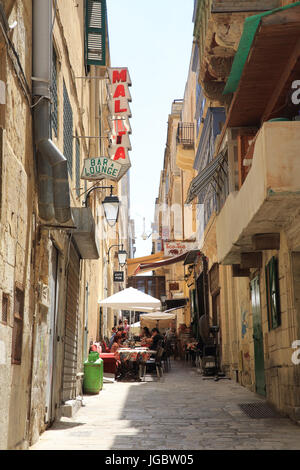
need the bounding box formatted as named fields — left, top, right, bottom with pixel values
left=83, top=352, right=103, bottom=394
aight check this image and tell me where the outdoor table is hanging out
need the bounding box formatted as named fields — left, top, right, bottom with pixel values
left=115, top=348, right=157, bottom=381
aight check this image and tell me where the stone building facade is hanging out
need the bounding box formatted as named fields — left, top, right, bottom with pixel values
left=0, top=0, right=132, bottom=450
left=184, top=0, right=300, bottom=423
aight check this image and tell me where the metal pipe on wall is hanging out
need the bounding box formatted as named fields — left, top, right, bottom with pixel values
left=32, top=0, right=72, bottom=225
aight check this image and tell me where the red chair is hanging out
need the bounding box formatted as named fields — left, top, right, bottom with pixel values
left=99, top=353, right=117, bottom=374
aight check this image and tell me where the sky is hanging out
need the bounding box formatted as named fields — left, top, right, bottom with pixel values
left=106, top=0, right=195, bottom=258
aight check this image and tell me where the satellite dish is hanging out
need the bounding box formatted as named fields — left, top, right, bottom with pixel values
left=199, top=315, right=210, bottom=342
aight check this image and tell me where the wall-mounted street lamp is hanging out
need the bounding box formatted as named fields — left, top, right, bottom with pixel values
left=83, top=185, right=120, bottom=227
left=107, top=244, right=127, bottom=267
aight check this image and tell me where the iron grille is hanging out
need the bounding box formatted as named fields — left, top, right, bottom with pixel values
left=75, top=135, right=80, bottom=197
left=176, top=122, right=194, bottom=147
left=2, top=293, right=8, bottom=323
left=239, top=403, right=279, bottom=419
left=51, top=47, right=58, bottom=137
left=63, top=81, right=73, bottom=175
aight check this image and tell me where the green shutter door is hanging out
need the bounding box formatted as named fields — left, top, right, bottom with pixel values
left=85, top=0, right=106, bottom=66
left=251, top=277, right=266, bottom=396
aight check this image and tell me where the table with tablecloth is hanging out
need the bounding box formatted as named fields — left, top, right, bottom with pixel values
left=115, top=348, right=156, bottom=381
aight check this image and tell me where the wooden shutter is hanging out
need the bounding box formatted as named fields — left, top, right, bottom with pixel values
left=62, top=243, right=80, bottom=402
left=12, top=285, right=24, bottom=364
left=265, top=256, right=281, bottom=330
left=85, top=0, right=106, bottom=66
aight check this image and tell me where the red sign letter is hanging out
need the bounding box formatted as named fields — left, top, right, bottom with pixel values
left=113, top=147, right=126, bottom=161
left=115, top=100, right=127, bottom=114
left=113, top=69, right=127, bottom=84
left=113, top=84, right=126, bottom=99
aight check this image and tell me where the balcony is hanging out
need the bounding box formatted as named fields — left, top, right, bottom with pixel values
left=193, top=0, right=281, bottom=104
left=211, top=0, right=280, bottom=13
left=216, top=122, right=300, bottom=265
left=176, top=122, right=195, bottom=171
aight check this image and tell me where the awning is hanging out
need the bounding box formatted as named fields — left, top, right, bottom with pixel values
left=184, top=250, right=202, bottom=266
left=222, top=2, right=300, bottom=128
left=165, top=298, right=187, bottom=310
left=127, top=251, right=165, bottom=277
left=134, top=252, right=187, bottom=275
left=185, top=147, right=227, bottom=204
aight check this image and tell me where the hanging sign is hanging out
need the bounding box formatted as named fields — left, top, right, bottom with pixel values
left=113, top=271, right=124, bottom=282
left=81, top=67, right=132, bottom=182
left=106, top=67, right=132, bottom=179
left=164, top=241, right=197, bottom=257
left=81, top=157, right=122, bottom=180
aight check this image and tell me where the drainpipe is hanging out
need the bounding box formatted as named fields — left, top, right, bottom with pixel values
left=32, top=0, right=73, bottom=225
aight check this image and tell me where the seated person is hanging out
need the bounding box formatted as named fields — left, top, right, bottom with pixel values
left=150, top=328, right=164, bottom=351
left=110, top=336, right=122, bottom=354
left=141, top=326, right=151, bottom=338
left=100, top=338, right=110, bottom=353
left=108, top=327, right=117, bottom=349
left=140, top=327, right=152, bottom=346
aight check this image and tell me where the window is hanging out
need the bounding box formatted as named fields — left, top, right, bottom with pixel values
left=0, top=128, right=2, bottom=213
left=265, top=256, right=281, bottom=330
left=75, top=134, right=81, bottom=197
left=85, top=0, right=106, bottom=67
left=51, top=47, right=58, bottom=137
left=11, top=286, right=24, bottom=364
left=63, top=80, right=73, bottom=175
left=2, top=293, right=9, bottom=324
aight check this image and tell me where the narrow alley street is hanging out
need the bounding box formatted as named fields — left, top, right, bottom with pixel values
left=30, top=361, right=300, bottom=451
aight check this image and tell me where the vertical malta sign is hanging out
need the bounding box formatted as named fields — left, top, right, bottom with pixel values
left=107, top=67, right=132, bottom=180
left=81, top=67, right=132, bottom=182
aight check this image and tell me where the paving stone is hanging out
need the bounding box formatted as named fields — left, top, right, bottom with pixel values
left=30, top=360, right=300, bottom=451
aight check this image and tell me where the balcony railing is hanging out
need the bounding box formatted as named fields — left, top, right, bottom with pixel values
left=176, top=122, right=194, bottom=147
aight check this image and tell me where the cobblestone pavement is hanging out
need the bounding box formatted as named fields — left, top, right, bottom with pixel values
left=30, top=360, right=300, bottom=450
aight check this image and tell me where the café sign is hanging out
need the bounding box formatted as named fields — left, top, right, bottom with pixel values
left=81, top=157, right=122, bottom=180
left=164, top=241, right=197, bottom=257
left=113, top=271, right=124, bottom=282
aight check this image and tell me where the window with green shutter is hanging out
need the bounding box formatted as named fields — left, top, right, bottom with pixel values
left=85, top=0, right=106, bottom=67
left=265, top=256, right=281, bottom=330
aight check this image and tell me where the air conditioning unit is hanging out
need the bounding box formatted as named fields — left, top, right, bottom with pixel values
left=38, top=282, right=50, bottom=309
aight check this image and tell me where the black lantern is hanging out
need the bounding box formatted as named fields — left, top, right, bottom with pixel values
left=102, top=194, right=120, bottom=227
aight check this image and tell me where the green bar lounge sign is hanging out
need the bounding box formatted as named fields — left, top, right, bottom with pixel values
left=81, top=157, right=122, bottom=181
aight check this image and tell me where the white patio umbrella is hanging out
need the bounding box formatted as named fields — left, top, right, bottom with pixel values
left=98, top=287, right=161, bottom=311
left=129, top=321, right=141, bottom=335
left=98, top=287, right=161, bottom=332
left=140, top=311, right=177, bottom=331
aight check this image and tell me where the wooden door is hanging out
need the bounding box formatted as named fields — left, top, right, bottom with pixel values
left=251, top=277, right=266, bottom=396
